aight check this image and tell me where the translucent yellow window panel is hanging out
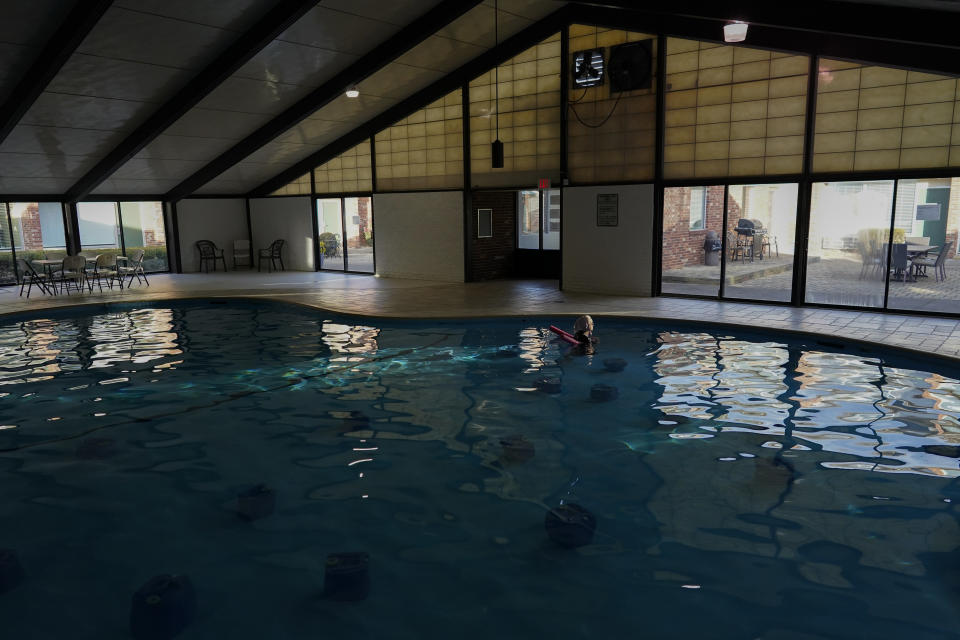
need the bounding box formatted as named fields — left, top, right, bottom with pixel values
left=813, top=59, right=960, bottom=173
left=375, top=89, right=463, bottom=191
left=566, top=25, right=657, bottom=184
left=664, top=38, right=809, bottom=179
left=312, top=141, right=373, bottom=195
left=269, top=173, right=311, bottom=196
left=470, top=33, right=561, bottom=188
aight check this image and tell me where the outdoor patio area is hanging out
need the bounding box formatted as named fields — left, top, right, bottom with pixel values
left=663, top=250, right=960, bottom=313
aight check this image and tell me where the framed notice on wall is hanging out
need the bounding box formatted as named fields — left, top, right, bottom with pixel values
left=597, top=193, right=618, bottom=226
left=916, top=203, right=941, bottom=221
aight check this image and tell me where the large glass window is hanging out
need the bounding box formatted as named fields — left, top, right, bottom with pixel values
left=78, top=201, right=122, bottom=257
left=120, top=202, right=168, bottom=273
left=317, top=198, right=344, bottom=271
left=887, top=178, right=960, bottom=313
left=723, top=183, right=797, bottom=302
left=543, top=189, right=561, bottom=250
left=0, top=204, right=14, bottom=285
left=344, top=197, right=374, bottom=273
left=0, top=202, right=67, bottom=285
left=805, top=181, right=895, bottom=308
left=661, top=186, right=724, bottom=295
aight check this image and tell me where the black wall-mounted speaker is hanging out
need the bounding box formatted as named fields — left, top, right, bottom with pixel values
left=608, top=40, right=653, bottom=93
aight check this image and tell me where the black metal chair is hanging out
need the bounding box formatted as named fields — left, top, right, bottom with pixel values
left=912, top=240, right=953, bottom=282
left=258, top=239, right=285, bottom=272
left=196, top=240, right=226, bottom=272
left=890, top=243, right=913, bottom=282
left=15, top=258, right=52, bottom=297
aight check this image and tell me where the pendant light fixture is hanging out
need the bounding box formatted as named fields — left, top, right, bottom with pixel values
left=491, top=0, right=504, bottom=168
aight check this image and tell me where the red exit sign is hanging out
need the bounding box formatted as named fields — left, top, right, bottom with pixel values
left=538, top=178, right=551, bottom=189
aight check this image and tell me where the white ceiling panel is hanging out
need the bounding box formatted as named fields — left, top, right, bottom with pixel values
left=76, top=6, right=237, bottom=70
left=273, top=119, right=346, bottom=146
left=47, top=55, right=184, bottom=103
left=91, top=178, right=181, bottom=196
left=195, top=76, right=317, bottom=116
left=306, top=94, right=399, bottom=123
left=0, top=177, right=74, bottom=194
left=234, top=40, right=358, bottom=88
left=193, top=178, right=255, bottom=195
left=393, top=35, right=486, bottom=72
left=0, top=152, right=93, bottom=179
left=278, top=6, right=405, bottom=56
left=111, top=0, right=284, bottom=31
left=134, top=135, right=236, bottom=162
left=491, top=0, right=566, bottom=21
left=20, top=93, right=149, bottom=132
left=0, top=126, right=118, bottom=157
left=314, top=0, right=437, bottom=26
left=109, top=158, right=209, bottom=181
left=241, top=141, right=325, bottom=166
left=163, top=109, right=274, bottom=140
left=357, top=64, right=445, bottom=100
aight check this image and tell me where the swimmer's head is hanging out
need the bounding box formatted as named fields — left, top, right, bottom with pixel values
left=574, top=315, right=594, bottom=334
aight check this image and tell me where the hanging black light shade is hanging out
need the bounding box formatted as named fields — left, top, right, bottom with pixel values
left=491, top=0, right=503, bottom=169
left=491, top=139, right=504, bottom=168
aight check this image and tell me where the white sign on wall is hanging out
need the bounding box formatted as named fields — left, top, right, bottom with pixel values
left=916, top=203, right=941, bottom=221
left=597, top=193, right=619, bottom=226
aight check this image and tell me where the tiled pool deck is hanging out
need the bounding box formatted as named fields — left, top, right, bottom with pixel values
left=2, top=271, right=960, bottom=362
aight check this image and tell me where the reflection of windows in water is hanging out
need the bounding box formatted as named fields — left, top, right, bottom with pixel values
left=689, top=186, right=706, bottom=230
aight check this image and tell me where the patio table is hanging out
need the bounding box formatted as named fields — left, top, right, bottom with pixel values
left=31, top=259, right=63, bottom=294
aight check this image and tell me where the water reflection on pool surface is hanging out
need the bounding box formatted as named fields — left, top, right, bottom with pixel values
left=0, top=301, right=958, bottom=639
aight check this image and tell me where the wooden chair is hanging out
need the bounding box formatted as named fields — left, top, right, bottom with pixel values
left=258, top=239, right=285, bottom=272
left=196, top=240, right=226, bottom=272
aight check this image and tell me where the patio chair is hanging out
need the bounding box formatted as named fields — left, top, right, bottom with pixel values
left=15, top=258, right=52, bottom=297
left=89, top=254, right=122, bottom=292
left=118, top=249, right=149, bottom=287
left=196, top=240, right=227, bottom=272
left=59, top=255, right=88, bottom=294
left=233, top=239, right=252, bottom=269
left=889, top=243, right=913, bottom=282
left=912, top=240, right=953, bottom=283
left=258, top=239, right=285, bottom=272
left=858, top=240, right=884, bottom=280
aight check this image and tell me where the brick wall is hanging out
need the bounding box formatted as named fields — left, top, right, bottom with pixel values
left=662, top=186, right=740, bottom=270
left=21, top=203, right=43, bottom=250
left=470, top=191, right=516, bottom=280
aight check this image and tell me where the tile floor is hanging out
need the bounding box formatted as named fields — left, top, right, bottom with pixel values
left=2, top=270, right=960, bottom=362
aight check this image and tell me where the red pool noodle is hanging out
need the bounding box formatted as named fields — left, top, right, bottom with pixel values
left=549, top=325, right=579, bottom=345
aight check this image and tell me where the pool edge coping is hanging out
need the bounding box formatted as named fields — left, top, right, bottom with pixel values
left=2, top=290, right=959, bottom=367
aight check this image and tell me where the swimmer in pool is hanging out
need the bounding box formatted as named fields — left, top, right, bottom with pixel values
left=570, top=315, right=596, bottom=355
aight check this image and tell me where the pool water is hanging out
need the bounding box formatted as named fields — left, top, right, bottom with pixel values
left=1, top=300, right=959, bottom=639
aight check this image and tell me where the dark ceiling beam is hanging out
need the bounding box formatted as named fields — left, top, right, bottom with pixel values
left=573, top=1, right=960, bottom=51
left=249, top=5, right=575, bottom=197
left=0, top=0, right=113, bottom=147
left=62, top=0, right=320, bottom=203
left=164, top=0, right=487, bottom=202
left=574, top=4, right=960, bottom=77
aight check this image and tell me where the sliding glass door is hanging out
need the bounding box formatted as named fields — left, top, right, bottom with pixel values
left=316, top=196, right=375, bottom=273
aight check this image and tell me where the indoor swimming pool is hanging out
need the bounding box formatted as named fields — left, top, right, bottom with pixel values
left=0, top=300, right=959, bottom=639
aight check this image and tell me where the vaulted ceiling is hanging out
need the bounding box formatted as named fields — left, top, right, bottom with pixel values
left=0, top=0, right=957, bottom=200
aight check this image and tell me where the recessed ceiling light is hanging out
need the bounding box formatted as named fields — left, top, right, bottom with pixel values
left=345, top=86, right=359, bottom=98
left=723, top=20, right=748, bottom=43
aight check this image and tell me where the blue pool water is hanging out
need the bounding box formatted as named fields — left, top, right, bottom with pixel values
left=1, top=300, right=959, bottom=639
